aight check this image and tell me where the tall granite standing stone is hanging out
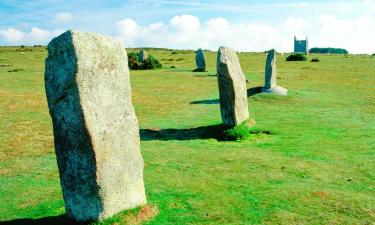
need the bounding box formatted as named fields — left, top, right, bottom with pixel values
left=139, top=49, right=148, bottom=63
left=264, top=49, right=277, bottom=89
left=45, top=30, right=146, bottom=222
left=216, top=46, right=249, bottom=127
left=261, top=49, right=288, bottom=96
left=195, top=48, right=206, bottom=71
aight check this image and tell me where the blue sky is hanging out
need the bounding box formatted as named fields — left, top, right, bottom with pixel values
left=0, top=0, right=374, bottom=53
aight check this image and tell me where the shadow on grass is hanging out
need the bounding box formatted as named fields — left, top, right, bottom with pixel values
left=0, top=214, right=87, bottom=225
left=0, top=205, right=159, bottom=225
left=189, top=86, right=263, bottom=105
left=140, top=124, right=223, bottom=141
left=247, top=86, right=262, bottom=96
left=193, top=74, right=217, bottom=77
left=190, top=99, right=220, bottom=104
left=192, top=68, right=207, bottom=72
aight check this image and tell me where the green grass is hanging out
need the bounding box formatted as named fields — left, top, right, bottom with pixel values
left=0, top=46, right=374, bottom=224
left=222, top=120, right=254, bottom=141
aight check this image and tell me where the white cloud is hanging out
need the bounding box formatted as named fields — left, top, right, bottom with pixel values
left=169, top=14, right=200, bottom=33
left=54, top=12, right=74, bottom=23
left=0, top=27, right=63, bottom=45
left=361, top=0, right=375, bottom=13
left=114, top=15, right=282, bottom=52
left=28, top=27, right=52, bottom=42
left=0, top=28, right=25, bottom=43
left=283, top=15, right=310, bottom=37
left=113, top=14, right=375, bottom=53
left=312, top=14, right=375, bottom=53
left=114, top=19, right=141, bottom=46
left=1, top=12, right=374, bottom=53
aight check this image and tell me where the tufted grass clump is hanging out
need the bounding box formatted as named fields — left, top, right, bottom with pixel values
left=222, top=121, right=252, bottom=141
left=311, top=57, right=320, bottom=62
left=92, top=205, right=158, bottom=225
left=286, top=53, right=307, bottom=61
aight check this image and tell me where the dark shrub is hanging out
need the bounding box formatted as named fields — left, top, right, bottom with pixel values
left=311, top=58, right=320, bottom=62
left=127, top=52, right=140, bottom=70
left=286, top=53, right=307, bottom=61
left=127, top=52, right=162, bottom=70
left=141, top=55, right=162, bottom=69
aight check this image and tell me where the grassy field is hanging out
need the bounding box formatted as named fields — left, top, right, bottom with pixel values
left=0, top=46, right=374, bottom=224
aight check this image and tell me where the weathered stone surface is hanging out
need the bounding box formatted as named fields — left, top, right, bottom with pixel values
left=195, top=48, right=206, bottom=70
left=216, top=46, right=249, bottom=127
left=139, top=49, right=148, bottom=63
left=262, top=49, right=288, bottom=96
left=45, top=30, right=146, bottom=222
left=264, top=49, right=277, bottom=89
left=261, top=86, right=288, bottom=96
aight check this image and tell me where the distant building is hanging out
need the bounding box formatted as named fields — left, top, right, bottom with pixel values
left=294, top=36, right=309, bottom=53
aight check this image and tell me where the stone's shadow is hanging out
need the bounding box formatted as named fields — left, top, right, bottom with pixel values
left=177, top=70, right=197, bottom=72
left=0, top=214, right=88, bottom=225
left=190, top=99, right=220, bottom=105
left=140, top=124, right=223, bottom=141
left=247, top=86, right=263, bottom=96
left=193, top=74, right=217, bottom=77
left=189, top=86, right=263, bottom=105
left=192, top=69, right=207, bottom=72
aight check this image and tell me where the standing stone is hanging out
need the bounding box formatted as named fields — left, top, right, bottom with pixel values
left=139, top=49, right=148, bottom=63
left=195, top=48, right=206, bottom=71
left=264, top=49, right=277, bottom=89
left=216, top=46, right=249, bottom=127
left=45, top=30, right=146, bottom=222
left=261, top=49, right=288, bottom=96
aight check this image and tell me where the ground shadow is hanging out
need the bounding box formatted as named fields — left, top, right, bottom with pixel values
left=166, top=69, right=198, bottom=72
left=247, top=86, right=263, bottom=96
left=0, top=214, right=88, bottom=225
left=193, top=74, right=217, bottom=77
left=140, top=124, right=223, bottom=141
left=190, top=99, right=220, bottom=104
left=189, top=86, right=263, bottom=105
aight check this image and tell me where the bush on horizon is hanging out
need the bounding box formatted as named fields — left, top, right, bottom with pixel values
left=309, top=47, right=348, bottom=54
left=127, top=52, right=162, bottom=70
left=286, top=53, right=307, bottom=61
